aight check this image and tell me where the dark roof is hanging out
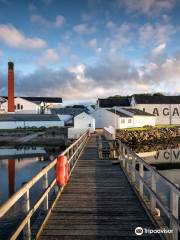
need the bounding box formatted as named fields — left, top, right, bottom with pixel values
left=51, top=108, right=88, bottom=117
left=134, top=95, right=180, bottom=104
left=98, top=97, right=131, bottom=108
left=0, top=114, right=60, bottom=121
left=0, top=96, right=62, bottom=103
left=107, top=109, right=132, bottom=118
left=122, top=108, right=154, bottom=116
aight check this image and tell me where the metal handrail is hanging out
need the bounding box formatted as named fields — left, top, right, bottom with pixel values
left=118, top=140, right=180, bottom=240
left=0, top=130, right=89, bottom=240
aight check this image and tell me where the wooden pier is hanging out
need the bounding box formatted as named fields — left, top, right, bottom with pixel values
left=0, top=130, right=180, bottom=239
left=38, top=135, right=161, bottom=239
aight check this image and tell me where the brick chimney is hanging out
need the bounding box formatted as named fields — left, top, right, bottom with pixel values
left=8, top=61, right=14, bottom=112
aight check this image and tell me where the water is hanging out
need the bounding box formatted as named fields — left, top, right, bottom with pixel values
left=0, top=144, right=63, bottom=239
left=137, top=145, right=180, bottom=185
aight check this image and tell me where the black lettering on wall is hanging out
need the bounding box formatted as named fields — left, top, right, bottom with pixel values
left=163, top=108, right=170, bottom=116
left=164, top=151, right=170, bottom=159
left=173, top=151, right=180, bottom=159
left=153, top=108, right=159, bottom=116
left=172, top=108, right=179, bottom=116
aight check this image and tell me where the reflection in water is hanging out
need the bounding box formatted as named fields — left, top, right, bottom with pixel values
left=0, top=144, right=62, bottom=240
left=8, top=159, right=15, bottom=197
left=138, top=144, right=180, bottom=186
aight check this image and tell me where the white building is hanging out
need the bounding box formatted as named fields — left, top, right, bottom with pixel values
left=131, top=95, right=180, bottom=125
left=0, top=96, right=62, bottom=114
left=74, top=112, right=95, bottom=132
left=91, top=108, right=155, bottom=129
left=0, top=114, right=64, bottom=129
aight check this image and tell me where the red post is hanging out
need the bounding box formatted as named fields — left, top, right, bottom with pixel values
left=8, top=61, right=14, bottom=112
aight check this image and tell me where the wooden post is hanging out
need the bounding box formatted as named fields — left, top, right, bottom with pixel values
left=150, top=171, right=156, bottom=214
left=122, top=146, right=126, bottom=168
left=22, top=185, right=31, bottom=240
left=170, top=185, right=179, bottom=240
left=139, top=162, right=144, bottom=197
left=131, top=155, right=136, bottom=183
left=42, top=171, right=49, bottom=211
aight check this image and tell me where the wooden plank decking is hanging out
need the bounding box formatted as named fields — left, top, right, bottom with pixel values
left=39, top=134, right=161, bottom=240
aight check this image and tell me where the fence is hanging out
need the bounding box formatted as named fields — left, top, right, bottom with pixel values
left=117, top=140, right=180, bottom=240
left=0, top=130, right=89, bottom=240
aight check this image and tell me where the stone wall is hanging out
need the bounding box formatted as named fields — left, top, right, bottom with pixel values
left=116, top=127, right=180, bottom=147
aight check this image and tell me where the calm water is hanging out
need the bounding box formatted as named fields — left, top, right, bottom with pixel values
left=138, top=145, right=180, bottom=185
left=0, top=144, right=63, bottom=240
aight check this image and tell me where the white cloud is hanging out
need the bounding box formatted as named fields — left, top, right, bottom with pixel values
left=37, top=48, right=59, bottom=65
left=31, top=14, right=65, bottom=29
left=139, top=23, right=177, bottom=46
left=118, top=0, right=175, bottom=15
left=73, top=23, right=96, bottom=34
left=0, top=24, right=46, bottom=49
left=55, top=15, right=65, bottom=28
left=151, top=43, right=166, bottom=55
left=0, top=49, right=3, bottom=58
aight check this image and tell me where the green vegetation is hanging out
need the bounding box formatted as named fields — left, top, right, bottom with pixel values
left=118, top=124, right=179, bottom=131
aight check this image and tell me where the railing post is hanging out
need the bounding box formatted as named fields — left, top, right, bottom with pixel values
left=122, top=146, right=126, bottom=168
left=126, top=149, right=130, bottom=173
left=22, top=186, right=31, bottom=240
left=170, top=185, right=179, bottom=240
left=150, top=171, right=156, bottom=215
left=42, top=171, right=49, bottom=211
left=131, top=154, right=136, bottom=183
left=139, top=162, right=144, bottom=197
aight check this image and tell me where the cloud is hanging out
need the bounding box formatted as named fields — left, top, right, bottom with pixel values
left=0, top=24, right=46, bottom=49
left=118, top=0, right=175, bottom=15
left=139, top=23, right=177, bottom=46
left=88, top=38, right=102, bottom=53
left=31, top=14, right=65, bottom=29
left=37, top=48, right=59, bottom=65
left=55, top=15, right=65, bottom=28
left=106, top=22, right=132, bottom=53
left=0, top=49, right=3, bottom=58
left=73, top=23, right=96, bottom=34
left=1, top=52, right=180, bottom=99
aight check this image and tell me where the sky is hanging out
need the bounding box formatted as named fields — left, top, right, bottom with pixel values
left=0, top=0, right=180, bottom=103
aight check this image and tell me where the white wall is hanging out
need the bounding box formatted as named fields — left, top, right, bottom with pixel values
left=1, top=97, right=38, bottom=114
left=91, top=108, right=119, bottom=129
left=134, top=103, right=180, bottom=125
left=57, top=114, right=72, bottom=122
left=68, top=128, right=87, bottom=139
left=133, top=115, right=156, bottom=127
left=0, top=120, right=64, bottom=129
left=74, top=112, right=95, bottom=132
left=118, top=117, right=133, bottom=129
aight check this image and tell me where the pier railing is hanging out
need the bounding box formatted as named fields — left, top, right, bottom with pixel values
left=0, top=130, right=89, bottom=240
left=117, top=140, right=180, bottom=240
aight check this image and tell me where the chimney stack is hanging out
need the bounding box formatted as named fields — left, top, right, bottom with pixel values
left=8, top=61, right=14, bottom=113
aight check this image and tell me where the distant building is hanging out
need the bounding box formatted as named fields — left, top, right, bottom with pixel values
left=131, top=95, right=180, bottom=125
left=91, top=108, right=155, bottom=129
left=97, top=97, right=131, bottom=108
left=0, top=114, right=64, bottom=129
left=0, top=96, right=62, bottom=114
left=51, top=107, right=89, bottom=125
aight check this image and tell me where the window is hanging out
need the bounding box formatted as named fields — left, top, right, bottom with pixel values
left=128, top=119, right=132, bottom=123
left=121, top=119, right=125, bottom=123
left=14, top=105, right=16, bottom=110
left=17, top=104, right=20, bottom=110
left=88, top=123, right=91, bottom=127
left=21, top=105, right=23, bottom=110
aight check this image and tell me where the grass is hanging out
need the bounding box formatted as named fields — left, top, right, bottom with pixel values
left=119, top=124, right=180, bottom=131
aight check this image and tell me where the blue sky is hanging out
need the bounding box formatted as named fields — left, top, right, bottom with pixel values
left=0, top=0, right=180, bottom=101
